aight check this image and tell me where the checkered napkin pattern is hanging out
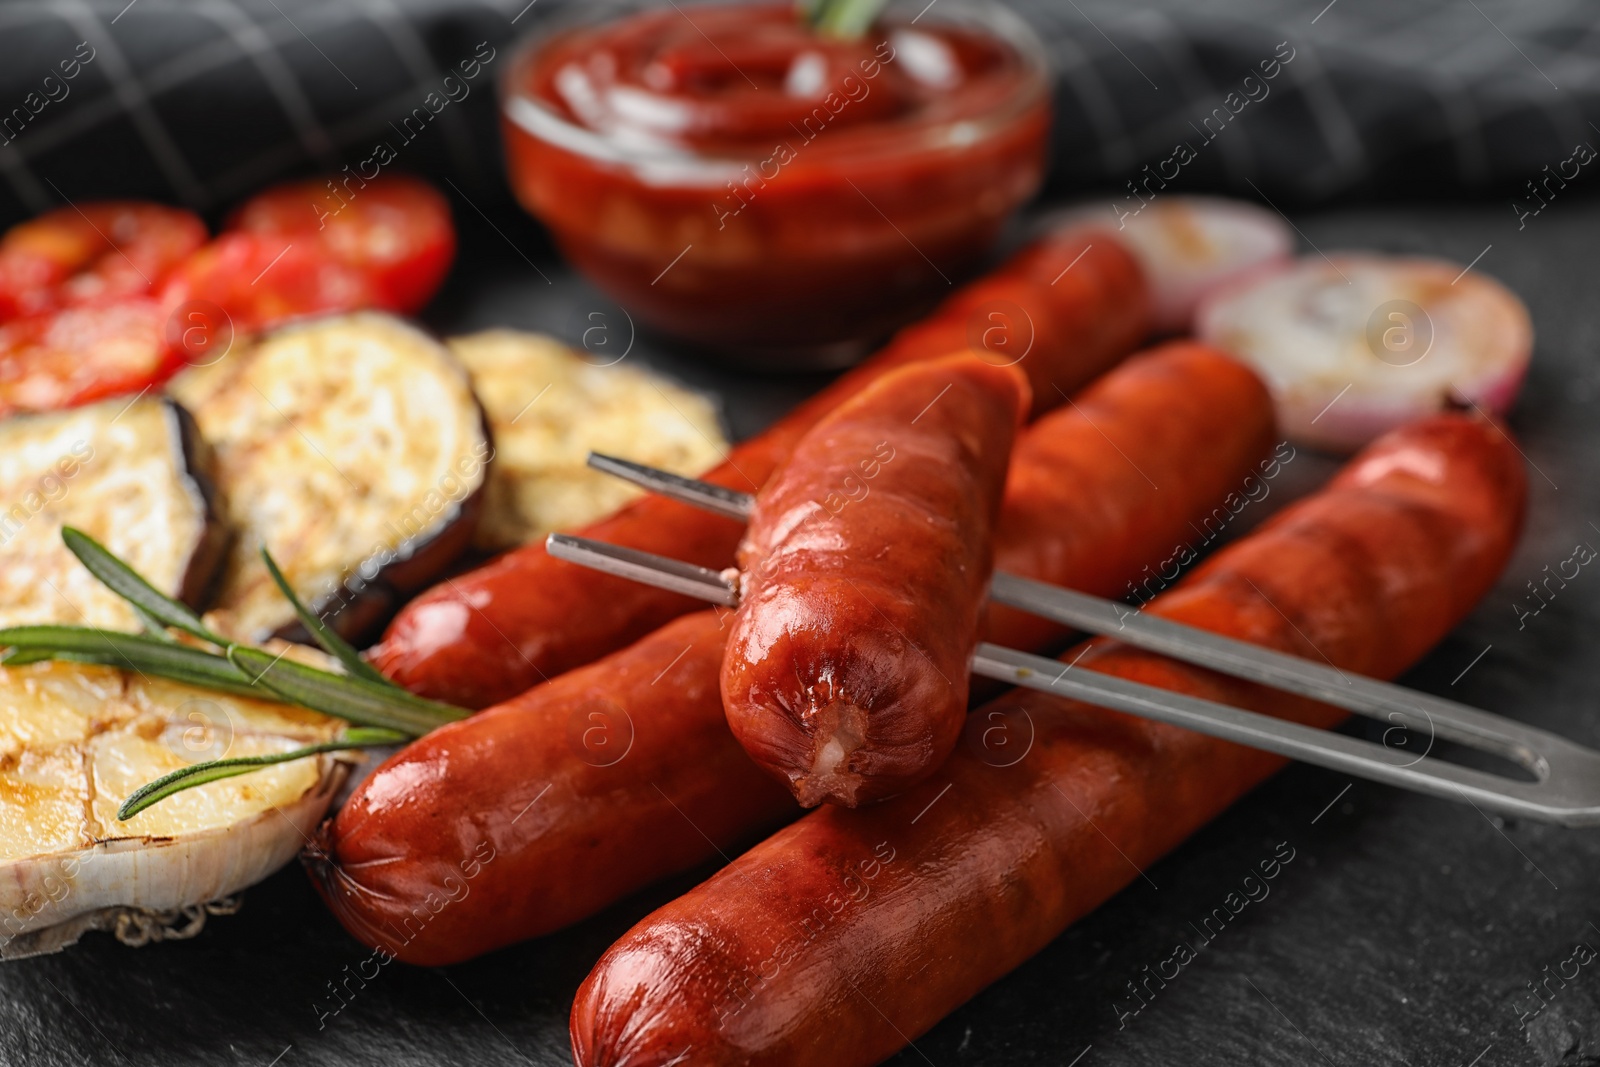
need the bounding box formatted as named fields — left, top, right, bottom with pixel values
left=0, top=0, right=1592, bottom=227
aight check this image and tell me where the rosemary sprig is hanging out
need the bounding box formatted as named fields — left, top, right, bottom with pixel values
left=0, top=647, right=65, bottom=667
left=0, top=528, right=471, bottom=820
left=261, top=547, right=391, bottom=686
left=118, top=727, right=408, bottom=820
left=227, top=646, right=462, bottom=736
left=62, top=526, right=220, bottom=643
left=801, top=0, right=890, bottom=39
left=0, top=625, right=282, bottom=701
left=130, top=603, right=181, bottom=642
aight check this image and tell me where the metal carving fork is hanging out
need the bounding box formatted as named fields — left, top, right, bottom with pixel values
left=544, top=453, right=1600, bottom=828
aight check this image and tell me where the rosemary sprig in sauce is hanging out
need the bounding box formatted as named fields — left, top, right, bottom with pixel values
left=801, top=0, right=891, bottom=39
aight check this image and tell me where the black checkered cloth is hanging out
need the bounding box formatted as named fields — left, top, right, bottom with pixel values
left=0, top=0, right=1592, bottom=227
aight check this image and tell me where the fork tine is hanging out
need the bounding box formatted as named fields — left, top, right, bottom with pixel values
left=547, top=533, right=740, bottom=607
left=988, top=573, right=1552, bottom=773
left=575, top=456, right=1600, bottom=828
left=974, top=642, right=1600, bottom=827
left=587, top=453, right=754, bottom=520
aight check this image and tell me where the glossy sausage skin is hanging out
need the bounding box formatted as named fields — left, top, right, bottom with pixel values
left=988, top=340, right=1279, bottom=653
left=312, top=345, right=1269, bottom=966
left=571, top=414, right=1526, bottom=1067
left=723, top=356, right=1028, bottom=808
left=308, top=611, right=792, bottom=966
left=370, top=228, right=1149, bottom=708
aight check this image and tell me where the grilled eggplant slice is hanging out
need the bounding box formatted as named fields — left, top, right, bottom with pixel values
left=0, top=396, right=224, bottom=632
left=448, top=329, right=726, bottom=551
left=0, top=659, right=343, bottom=959
left=169, top=312, right=490, bottom=643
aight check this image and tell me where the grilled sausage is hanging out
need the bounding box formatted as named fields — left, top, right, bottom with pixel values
left=312, top=343, right=1270, bottom=965
left=723, top=356, right=1029, bottom=808
left=988, top=339, right=1282, bottom=653
left=370, top=227, right=1148, bottom=708
left=570, top=413, right=1527, bottom=1067
left=308, top=611, right=789, bottom=966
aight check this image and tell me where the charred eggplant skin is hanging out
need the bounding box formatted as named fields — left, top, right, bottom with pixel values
left=0, top=395, right=226, bottom=631
left=296, top=429, right=493, bottom=646
left=175, top=312, right=493, bottom=647
left=163, top=398, right=230, bottom=612
left=297, top=424, right=493, bottom=647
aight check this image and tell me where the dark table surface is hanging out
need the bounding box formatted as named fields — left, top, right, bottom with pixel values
left=2, top=194, right=1599, bottom=1067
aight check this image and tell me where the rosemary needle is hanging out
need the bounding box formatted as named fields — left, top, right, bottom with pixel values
left=0, top=529, right=470, bottom=817
left=802, top=0, right=890, bottom=39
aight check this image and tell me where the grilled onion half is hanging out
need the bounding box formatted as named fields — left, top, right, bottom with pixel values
left=0, top=658, right=342, bottom=959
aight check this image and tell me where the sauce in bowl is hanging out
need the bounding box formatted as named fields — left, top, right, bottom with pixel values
left=501, top=0, right=1050, bottom=364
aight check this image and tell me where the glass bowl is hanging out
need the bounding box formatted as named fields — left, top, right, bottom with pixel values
left=499, top=0, right=1052, bottom=368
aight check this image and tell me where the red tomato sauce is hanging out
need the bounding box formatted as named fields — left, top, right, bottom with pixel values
left=502, top=1, right=1050, bottom=361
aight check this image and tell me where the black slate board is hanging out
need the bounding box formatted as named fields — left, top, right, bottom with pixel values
left=3, top=195, right=1599, bottom=1067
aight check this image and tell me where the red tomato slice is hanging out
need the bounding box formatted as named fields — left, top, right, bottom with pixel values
left=158, top=233, right=383, bottom=337
left=0, top=202, right=206, bottom=322
left=227, top=174, right=455, bottom=314
left=0, top=299, right=177, bottom=418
